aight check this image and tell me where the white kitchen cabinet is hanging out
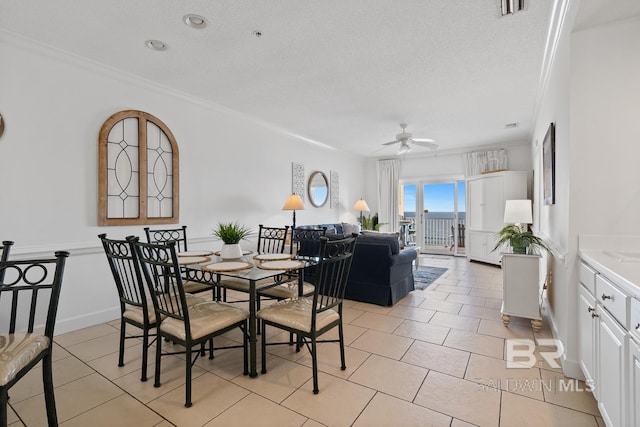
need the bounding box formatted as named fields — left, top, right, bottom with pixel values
left=629, top=337, right=640, bottom=427
left=501, top=253, right=543, bottom=331
left=466, top=171, right=527, bottom=265
left=578, top=284, right=598, bottom=399
left=577, top=259, right=629, bottom=427
left=597, top=306, right=627, bottom=427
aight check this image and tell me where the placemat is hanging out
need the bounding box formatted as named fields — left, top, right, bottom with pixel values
left=257, top=260, right=305, bottom=270
left=178, top=250, right=214, bottom=257
left=254, top=253, right=292, bottom=261
left=201, top=261, right=254, bottom=272
left=177, top=256, right=211, bottom=265
left=213, top=250, right=253, bottom=257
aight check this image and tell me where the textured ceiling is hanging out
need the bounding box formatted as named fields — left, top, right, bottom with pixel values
left=0, top=1, right=637, bottom=158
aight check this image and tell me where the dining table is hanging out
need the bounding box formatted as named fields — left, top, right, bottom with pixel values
left=182, top=251, right=313, bottom=377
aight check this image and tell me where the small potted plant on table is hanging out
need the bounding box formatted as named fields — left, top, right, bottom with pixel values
left=493, top=223, right=549, bottom=255
left=212, top=222, right=254, bottom=259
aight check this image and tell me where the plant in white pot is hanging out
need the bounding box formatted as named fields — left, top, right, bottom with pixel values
left=492, top=200, right=549, bottom=255
left=212, top=222, right=254, bottom=259
left=492, top=223, right=549, bottom=255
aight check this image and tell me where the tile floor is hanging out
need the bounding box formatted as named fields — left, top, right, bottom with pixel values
left=7, top=255, right=603, bottom=427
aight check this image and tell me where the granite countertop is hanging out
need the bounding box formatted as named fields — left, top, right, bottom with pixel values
left=579, top=234, right=640, bottom=298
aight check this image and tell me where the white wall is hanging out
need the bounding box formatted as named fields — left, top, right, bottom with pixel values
left=0, top=32, right=367, bottom=334
left=532, top=6, right=640, bottom=376
left=529, top=0, right=575, bottom=374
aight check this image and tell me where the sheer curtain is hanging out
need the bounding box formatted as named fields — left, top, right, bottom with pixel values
left=463, top=149, right=508, bottom=177
left=377, top=159, right=400, bottom=233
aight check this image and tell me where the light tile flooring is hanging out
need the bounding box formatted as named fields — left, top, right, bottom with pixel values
left=7, top=255, right=603, bottom=427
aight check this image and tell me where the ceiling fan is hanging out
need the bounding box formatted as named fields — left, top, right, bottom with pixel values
left=382, top=123, right=438, bottom=154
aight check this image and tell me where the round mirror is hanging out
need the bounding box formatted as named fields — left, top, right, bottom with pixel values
left=308, top=171, right=329, bottom=207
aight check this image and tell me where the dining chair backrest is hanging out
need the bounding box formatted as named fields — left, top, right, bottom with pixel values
left=257, top=225, right=289, bottom=254
left=99, top=234, right=150, bottom=321
left=0, top=251, right=69, bottom=338
left=310, top=234, right=358, bottom=321
left=144, top=225, right=189, bottom=252
left=0, top=241, right=14, bottom=283
left=293, top=227, right=327, bottom=257
left=132, top=239, right=192, bottom=333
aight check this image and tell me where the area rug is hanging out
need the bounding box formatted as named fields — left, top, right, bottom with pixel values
left=413, top=266, right=448, bottom=290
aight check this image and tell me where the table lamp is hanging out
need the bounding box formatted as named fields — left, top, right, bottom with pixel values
left=282, top=193, right=305, bottom=253
left=353, top=198, right=370, bottom=224
left=503, top=199, right=532, bottom=231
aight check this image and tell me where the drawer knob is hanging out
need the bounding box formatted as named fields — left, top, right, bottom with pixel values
left=601, top=294, right=612, bottom=301
left=588, top=307, right=595, bottom=313
left=592, top=312, right=600, bottom=319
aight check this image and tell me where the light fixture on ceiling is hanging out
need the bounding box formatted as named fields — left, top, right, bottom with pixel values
left=183, top=14, right=207, bottom=29
left=501, top=0, right=525, bottom=15
left=397, top=141, right=412, bottom=155
left=145, top=40, right=168, bottom=51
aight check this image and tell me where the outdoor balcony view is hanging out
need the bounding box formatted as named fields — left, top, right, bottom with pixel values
left=400, top=181, right=466, bottom=255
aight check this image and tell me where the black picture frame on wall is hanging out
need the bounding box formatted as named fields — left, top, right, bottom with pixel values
left=543, top=122, right=556, bottom=205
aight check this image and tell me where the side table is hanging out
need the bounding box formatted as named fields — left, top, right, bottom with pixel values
left=501, top=253, right=543, bottom=331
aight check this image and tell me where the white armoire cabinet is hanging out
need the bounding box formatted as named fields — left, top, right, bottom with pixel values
left=465, top=171, right=528, bottom=265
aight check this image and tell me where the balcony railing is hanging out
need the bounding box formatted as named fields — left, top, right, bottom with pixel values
left=404, top=217, right=466, bottom=249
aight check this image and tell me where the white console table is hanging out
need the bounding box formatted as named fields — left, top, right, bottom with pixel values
left=501, top=253, right=543, bottom=331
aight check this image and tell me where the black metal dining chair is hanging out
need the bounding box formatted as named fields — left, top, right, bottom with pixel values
left=218, top=224, right=292, bottom=303
left=257, top=234, right=358, bottom=394
left=144, top=226, right=213, bottom=296
left=256, top=225, right=289, bottom=254
left=100, top=234, right=157, bottom=381
left=257, top=227, right=327, bottom=302
left=99, top=233, right=206, bottom=382
left=0, top=241, right=13, bottom=283
left=132, top=238, right=249, bottom=408
left=0, top=250, right=69, bottom=427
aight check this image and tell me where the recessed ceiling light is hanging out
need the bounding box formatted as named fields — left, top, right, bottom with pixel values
left=183, top=14, right=207, bottom=29
left=505, top=122, right=519, bottom=129
left=145, top=40, right=168, bottom=51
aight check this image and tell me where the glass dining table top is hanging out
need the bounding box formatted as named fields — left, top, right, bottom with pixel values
left=184, top=253, right=317, bottom=287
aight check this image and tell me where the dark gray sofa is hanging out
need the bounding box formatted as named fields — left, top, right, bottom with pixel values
left=297, top=223, right=417, bottom=306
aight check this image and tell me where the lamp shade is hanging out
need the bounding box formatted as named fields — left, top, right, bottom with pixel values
left=504, top=199, right=532, bottom=224
left=352, top=199, right=370, bottom=212
left=282, top=193, right=304, bottom=211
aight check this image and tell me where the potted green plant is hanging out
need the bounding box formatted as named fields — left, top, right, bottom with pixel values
left=212, top=222, right=254, bottom=258
left=493, top=224, right=549, bottom=255
left=361, top=213, right=387, bottom=231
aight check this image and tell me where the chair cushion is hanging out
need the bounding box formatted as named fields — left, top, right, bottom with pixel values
left=124, top=294, right=206, bottom=325
left=257, top=298, right=339, bottom=333
left=259, top=281, right=315, bottom=299
left=182, top=280, right=213, bottom=294
left=0, top=333, right=50, bottom=386
left=160, top=302, right=249, bottom=341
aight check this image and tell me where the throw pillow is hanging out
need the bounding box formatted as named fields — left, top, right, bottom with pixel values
left=342, top=222, right=361, bottom=236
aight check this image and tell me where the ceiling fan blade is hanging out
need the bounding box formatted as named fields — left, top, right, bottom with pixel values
left=413, top=140, right=439, bottom=149
left=382, top=140, right=400, bottom=146
left=412, top=137, right=435, bottom=143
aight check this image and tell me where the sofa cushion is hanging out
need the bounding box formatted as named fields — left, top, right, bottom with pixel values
left=341, top=222, right=361, bottom=235
left=356, top=234, right=400, bottom=255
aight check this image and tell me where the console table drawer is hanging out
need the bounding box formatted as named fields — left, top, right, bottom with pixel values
left=579, top=261, right=597, bottom=294
left=596, top=275, right=629, bottom=328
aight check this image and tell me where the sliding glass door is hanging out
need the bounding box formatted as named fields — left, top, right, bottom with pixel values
left=400, top=179, right=466, bottom=255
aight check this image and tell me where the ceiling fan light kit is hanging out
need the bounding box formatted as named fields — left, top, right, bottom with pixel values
left=381, top=123, right=438, bottom=155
